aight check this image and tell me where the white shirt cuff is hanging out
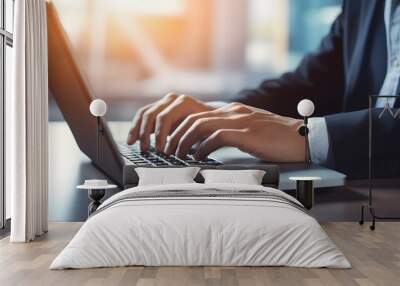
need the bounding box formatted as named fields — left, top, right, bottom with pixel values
left=308, top=117, right=330, bottom=165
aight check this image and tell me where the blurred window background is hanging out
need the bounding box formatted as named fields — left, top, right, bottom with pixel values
left=50, top=0, right=341, bottom=120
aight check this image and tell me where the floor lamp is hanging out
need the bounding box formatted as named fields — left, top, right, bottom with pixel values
left=297, top=99, right=315, bottom=165
left=79, top=99, right=116, bottom=216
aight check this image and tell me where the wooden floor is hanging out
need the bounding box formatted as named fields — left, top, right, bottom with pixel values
left=1, top=223, right=400, bottom=286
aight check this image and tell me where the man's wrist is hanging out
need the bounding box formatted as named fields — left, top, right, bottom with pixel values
left=292, top=119, right=306, bottom=161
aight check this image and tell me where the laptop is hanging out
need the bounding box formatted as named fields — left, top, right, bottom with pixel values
left=46, top=2, right=280, bottom=188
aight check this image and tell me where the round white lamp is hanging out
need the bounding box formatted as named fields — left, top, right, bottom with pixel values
left=297, top=99, right=315, bottom=165
left=90, top=99, right=108, bottom=161
left=297, top=99, right=315, bottom=117
left=90, top=99, right=107, bottom=117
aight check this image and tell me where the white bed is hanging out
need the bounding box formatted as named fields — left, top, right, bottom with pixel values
left=50, top=183, right=350, bottom=269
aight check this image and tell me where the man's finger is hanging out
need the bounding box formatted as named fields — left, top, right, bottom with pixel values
left=154, top=98, right=204, bottom=153
left=165, top=110, right=222, bottom=155
left=139, top=96, right=177, bottom=151
left=193, top=129, right=246, bottom=160
left=175, top=117, right=236, bottom=158
left=154, top=95, right=216, bottom=153
left=126, top=104, right=152, bottom=145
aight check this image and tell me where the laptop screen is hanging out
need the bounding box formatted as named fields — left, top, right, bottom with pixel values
left=47, top=1, right=124, bottom=186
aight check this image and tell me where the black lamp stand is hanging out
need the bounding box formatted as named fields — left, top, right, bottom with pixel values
left=359, top=95, right=400, bottom=230
left=95, top=116, right=105, bottom=162
left=298, top=116, right=312, bottom=166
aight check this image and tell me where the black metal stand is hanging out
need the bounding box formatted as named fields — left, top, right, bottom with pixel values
left=298, top=118, right=312, bottom=166
left=296, top=180, right=314, bottom=210
left=95, top=116, right=105, bottom=163
left=88, top=189, right=105, bottom=216
left=359, top=95, right=400, bottom=230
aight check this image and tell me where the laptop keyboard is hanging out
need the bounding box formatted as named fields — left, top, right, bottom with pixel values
left=118, top=142, right=222, bottom=167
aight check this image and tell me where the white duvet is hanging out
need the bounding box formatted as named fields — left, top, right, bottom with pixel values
left=50, top=183, right=350, bottom=269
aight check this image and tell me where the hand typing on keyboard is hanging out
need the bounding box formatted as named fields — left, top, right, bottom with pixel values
left=127, top=93, right=306, bottom=162
left=126, top=92, right=215, bottom=153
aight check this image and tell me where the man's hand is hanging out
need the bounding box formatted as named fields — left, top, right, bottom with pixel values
left=165, top=102, right=305, bottom=162
left=127, top=94, right=305, bottom=162
left=126, top=92, right=215, bottom=152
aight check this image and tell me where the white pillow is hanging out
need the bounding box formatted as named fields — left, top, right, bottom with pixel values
left=200, top=169, right=266, bottom=185
left=135, top=167, right=200, bottom=186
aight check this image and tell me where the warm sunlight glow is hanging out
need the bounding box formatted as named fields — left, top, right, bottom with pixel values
left=107, top=0, right=185, bottom=16
left=52, top=0, right=341, bottom=100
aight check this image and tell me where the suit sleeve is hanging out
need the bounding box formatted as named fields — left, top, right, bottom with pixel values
left=232, top=7, right=346, bottom=118
left=325, top=109, right=400, bottom=179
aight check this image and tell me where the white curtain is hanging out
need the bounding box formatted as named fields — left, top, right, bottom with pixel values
left=8, top=0, right=48, bottom=242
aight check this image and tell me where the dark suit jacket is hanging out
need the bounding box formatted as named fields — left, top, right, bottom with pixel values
left=233, top=0, right=400, bottom=178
